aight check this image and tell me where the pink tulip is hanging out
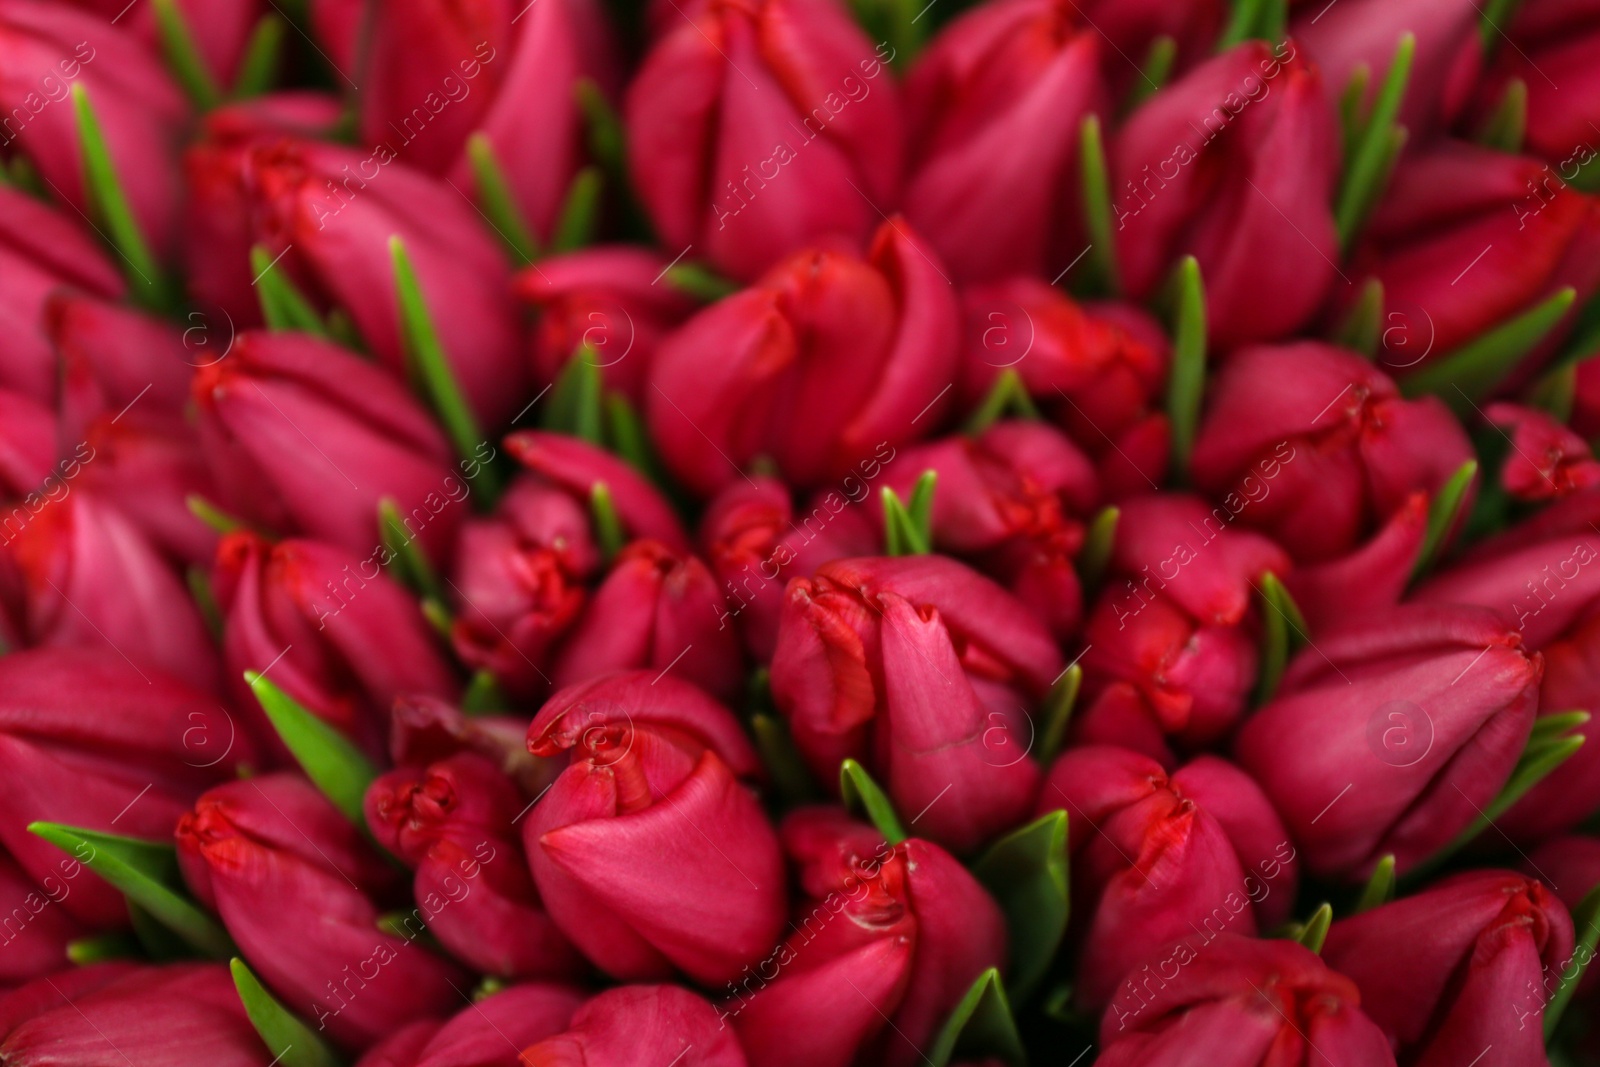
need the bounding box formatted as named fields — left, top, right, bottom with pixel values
left=521, top=984, right=749, bottom=1066
left=352, top=982, right=585, bottom=1067
left=1486, top=402, right=1600, bottom=501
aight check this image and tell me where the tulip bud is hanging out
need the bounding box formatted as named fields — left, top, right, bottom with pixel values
left=1236, top=604, right=1543, bottom=879
left=503, top=431, right=690, bottom=551
left=1526, top=835, right=1600, bottom=1014
left=366, top=753, right=581, bottom=979
left=192, top=331, right=466, bottom=563
left=48, top=292, right=193, bottom=424
left=178, top=773, right=468, bottom=1048
left=626, top=0, right=904, bottom=282
left=771, top=555, right=1061, bottom=853
left=1486, top=402, right=1600, bottom=501
left=902, top=0, right=1106, bottom=281
left=1077, top=494, right=1290, bottom=760
left=1097, top=933, right=1396, bottom=1066
left=523, top=672, right=785, bottom=985
left=1324, top=870, right=1575, bottom=1061
left=727, top=807, right=1005, bottom=1067
left=389, top=694, right=556, bottom=798
left=352, top=982, right=585, bottom=1067
left=521, top=984, right=749, bottom=1066
left=1114, top=40, right=1340, bottom=348
left=648, top=219, right=957, bottom=496
left=212, top=531, right=458, bottom=757
left=1191, top=342, right=1475, bottom=563
left=1045, top=745, right=1299, bottom=1010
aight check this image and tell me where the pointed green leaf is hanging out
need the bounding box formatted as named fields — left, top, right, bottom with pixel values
left=1219, top=0, right=1267, bottom=50
left=929, top=968, right=1027, bottom=1067
left=66, top=931, right=142, bottom=965
left=378, top=498, right=442, bottom=602
left=964, top=368, right=1040, bottom=434
left=72, top=85, right=174, bottom=310
left=152, top=0, right=223, bottom=107
left=1413, top=288, right=1580, bottom=410
left=974, top=810, right=1069, bottom=999
left=251, top=245, right=328, bottom=336
left=231, top=16, right=286, bottom=99
left=603, top=392, right=664, bottom=480
left=906, top=470, right=937, bottom=539
left=1334, top=278, right=1384, bottom=357
left=1257, top=0, right=1287, bottom=42
left=1528, top=359, right=1579, bottom=423
left=551, top=166, right=602, bottom=254
left=1406, top=458, right=1479, bottom=585
left=1532, top=710, right=1591, bottom=744
left=1546, top=879, right=1600, bottom=1038
left=1293, top=903, right=1333, bottom=954
left=1167, top=256, right=1207, bottom=477
left=1337, top=34, right=1415, bottom=250
left=1476, top=77, right=1527, bottom=153
left=839, top=759, right=906, bottom=845
left=231, top=958, right=343, bottom=1067
left=461, top=670, right=507, bottom=715
left=466, top=133, right=538, bottom=265
left=27, top=823, right=234, bottom=957
left=1127, top=36, right=1176, bottom=111
left=1077, top=506, right=1118, bottom=598
left=247, top=671, right=378, bottom=824
left=1079, top=114, right=1120, bottom=296
left=751, top=713, right=817, bottom=806
left=1481, top=0, right=1528, bottom=47
left=1254, top=572, right=1308, bottom=706
left=1038, top=666, right=1082, bottom=768
left=420, top=596, right=453, bottom=639
left=881, top=487, right=928, bottom=557
left=664, top=263, right=739, bottom=302
left=543, top=348, right=605, bottom=444
left=1338, top=64, right=1372, bottom=154
left=589, top=482, right=626, bottom=562
left=575, top=80, right=625, bottom=176
left=1354, top=855, right=1396, bottom=913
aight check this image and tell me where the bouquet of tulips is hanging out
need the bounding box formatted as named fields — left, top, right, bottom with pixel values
left=3, top=0, right=1600, bottom=1063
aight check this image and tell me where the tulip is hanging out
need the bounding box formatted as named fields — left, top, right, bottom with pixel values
left=516, top=246, right=696, bottom=401
left=1191, top=341, right=1475, bottom=563
left=366, top=753, right=581, bottom=979
left=1097, top=933, right=1397, bottom=1066
left=48, top=292, right=194, bottom=423
left=522, top=984, right=749, bottom=1066
left=1235, top=604, right=1542, bottom=879
left=726, top=807, right=1006, bottom=1067
left=0, top=963, right=273, bottom=1066
left=352, top=982, right=585, bottom=1067
left=0, top=2, right=189, bottom=258
left=177, top=773, right=468, bottom=1049
left=698, top=475, right=878, bottom=661
left=648, top=219, right=958, bottom=496
left=1285, top=492, right=1431, bottom=634
left=878, top=422, right=1099, bottom=640
left=389, top=693, right=556, bottom=798
left=0, top=490, right=220, bottom=692
left=504, top=431, right=690, bottom=551
left=1486, top=402, right=1600, bottom=501
left=65, top=0, right=264, bottom=87
left=0, top=390, right=61, bottom=504
left=1075, top=494, right=1290, bottom=760
left=212, top=531, right=458, bottom=758
left=957, top=279, right=1171, bottom=498
left=191, top=331, right=470, bottom=564
left=770, top=555, right=1062, bottom=853
left=183, top=126, right=526, bottom=426
left=0, top=851, right=84, bottom=985
left=0, top=648, right=254, bottom=931
left=0, top=186, right=123, bottom=404
left=1526, top=835, right=1600, bottom=1013
left=522, top=672, right=786, bottom=985
left=1324, top=870, right=1575, bottom=1062
left=1360, top=143, right=1600, bottom=376
left=1113, top=39, right=1340, bottom=348
left=902, top=0, right=1105, bottom=282
left=1043, top=745, right=1299, bottom=1010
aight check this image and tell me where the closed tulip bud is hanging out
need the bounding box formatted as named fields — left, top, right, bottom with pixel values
left=69, top=411, right=219, bottom=567
left=1324, top=871, right=1575, bottom=1062
left=366, top=753, right=581, bottom=979
left=650, top=219, right=958, bottom=496
left=1097, top=933, right=1396, bottom=1066
left=902, top=0, right=1106, bottom=281
left=353, top=982, right=585, bottom=1067
left=48, top=293, right=193, bottom=424
left=1361, top=143, right=1600, bottom=375
left=727, top=807, right=1005, bottom=1067
left=0, top=491, right=220, bottom=692
left=1486, top=402, right=1600, bottom=501
left=0, top=648, right=254, bottom=930
left=1047, top=745, right=1298, bottom=1011
left=0, top=963, right=275, bottom=1066
left=698, top=475, right=878, bottom=661
left=516, top=247, right=697, bottom=401
left=389, top=694, right=557, bottom=798
left=1114, top=40, right=1340, bottom=348
left=177, top=774, right=468, bottom=1049
left=184, top=128, right=526, bottom=425
left=1236, top=604, right=1543, bottom=879
left=1077, top=494, right=1290, bottom=760
left=212, top=531, right=457, bottom=757
left=1526, top=835, right=1600, bottom=1012
left=959, top=279, right=1171, bottom=498
left=0, top=3, right=188, bottom=258
left=503, top=431, right=690, bottom=551
left=880, top=422, right=1099, bottom=640
left=1471, top=0, right=1600, bottom=180
left=771, top=555, right=1062, bottom=853
left=626, top=0, right=904, bottom=282
left=192, top=332, right=466, bottom=563
left=522, top=984, right=749, bottom=1067
left=523, top=672, right=785, bottom=985
left=1191, top=342, right=1475, bottom=563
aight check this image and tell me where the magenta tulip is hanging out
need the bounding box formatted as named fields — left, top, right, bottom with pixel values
left=353, top=982, right=584, bottom=1067
left=521, top=984, right=749, bottom=1067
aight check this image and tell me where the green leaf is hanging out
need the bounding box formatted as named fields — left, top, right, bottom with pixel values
left=1077, top=506, right=1118, bottom=598
left=1546, top=879, right=1600, bottom=1038
left=542, top=348, right=605, bottom=444
left=1526, top=359, right=1578, bottom=424
left=1338, top=65, right=1372, bottom=155
left=1038, top=665, right=1082, bottom=768
left=664, top=263, right=739, bottom=302
left=1532, top=710, right=1591, bottom=743
left=1126, top=36, right=1177, bottom=111
left=1336, top=34, right=1414, bottom=251
left=1481, top=0, right=1528, bottom=48
left=883, top=472, right=937, bottom=557
left=1354, top=855, right=1396, bottom=913
left=1218, top=0, right=1267, bottom=50
left=839, top=759, right=906, bottom=845
left=460, top=670, right=507, bottom=715
left=751, top=713, right=817, bottom=806
left=575, top=80, right=625, bottom=177
left=72, top=85, right=174, bottom=310
left=1078, top=114, right=1120, bottom=296
left=246, top=671, right=378, bottom=824
left=589, top=482, right=627, bottom=562
left=929, top=969, right=1026, bottom=1067
left=1407, top=460, right=1479, bottom=586
left=251, top=244, right=328, bottom=336
left=152, top=0, right=223, bottom=108
left=1333, top=278, right=1384, bottom=357
left=378, top=498, right=443, bottom=602
left=1292, top=903, right=1333, bottom=954
left=66, top=931, right=142, bottom=965
left=551, top=166, right=602, bottom=254
left=603, top=392, right=663, bottom=480
left=466, top=133, right=538, bottom=265
left=1166, top=256, right=1207, bottom=478
left=964, top=369, right=1040, bottom=434
left=231, top=16, right=286, bottom=99
left=1254, top=572, right=1308, bottom=706
left=973, top=810, right=1069, bottom=1000
left=127, top=900, right=191, bottom=960
left=231, top=959, right=344, bottom=1067
left=188, top=565, right=224, bottom=640
left=26, top=824, right=234, bottom=957
left=420, top=597, right=452, bottom=639
left=1402, top=288, right=1578, bottom=409
left=1475, top=77, right=1527, bottom=153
